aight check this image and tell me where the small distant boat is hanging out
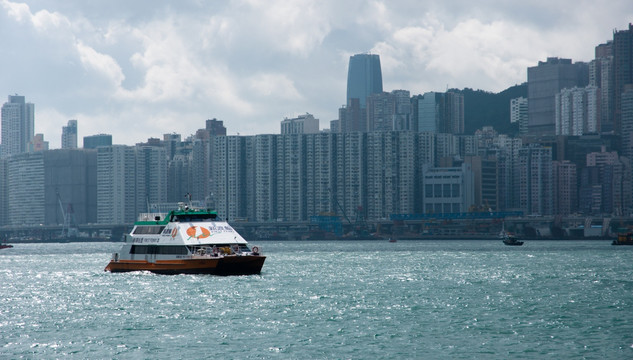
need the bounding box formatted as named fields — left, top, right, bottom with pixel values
left=500, top=222, right=523, bottom=246
left=612, top=233, right=633, bottom=246
left=0, top=244, right=13, bottom=249
left=388, top=237, right=397, bottom=243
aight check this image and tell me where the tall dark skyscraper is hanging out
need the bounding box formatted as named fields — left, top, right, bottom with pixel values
left=614, top=23, right=633, bottom=133
left=527, top=57, right=588, bottom=136
left=346, top=53, right=383, bottom=108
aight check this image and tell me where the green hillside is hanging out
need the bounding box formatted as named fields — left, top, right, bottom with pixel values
left=453, top=83, right=527, bottom=136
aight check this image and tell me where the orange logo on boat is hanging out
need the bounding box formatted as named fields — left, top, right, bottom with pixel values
left=186, top=226, right=210, bottom=239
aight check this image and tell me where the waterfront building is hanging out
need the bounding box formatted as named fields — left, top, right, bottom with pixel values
left=552, top=160, right=577, bottom=216
left=281, top=113, right=319, bottom=134
left=518, top=145, right=553, bottom=215
left=6, top=149, right=96, bottom=226
left=346, top=53, right=383, bottom=108
left=366, top=132, right=416, bottom=220
left=211, top=135, right=254, bottom=221
left=189, top=131, right=210, bottom=204
left=62, top=120, right=78, bottom=149
left=527, top=57, right=589, bottom=135
left=167, top=154, right=191, bottom=203
left=335, top=132, right=366, bottom=221
left=510, top=97, right=529, bottom=135
left=0, top=159, right=5, bottom=226
left=254, top=134, right=277, bottom=222
left=421, top=163, right=474, bottom=214
left=305, top=133, right=335, bottom=217
left=276, top=134, right=305, bottom=221
left=1, top=95, right=34, bottom=158
left=83, top=134, right=112, bottom=149
left=135, top=145, right=167, bottom=214
left=97, top=145, right=137, bottom=224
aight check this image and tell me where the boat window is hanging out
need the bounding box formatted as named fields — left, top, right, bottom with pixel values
left=133, top=226, right=166, bottom=235
left=171, top=213, right=218, bottom=222
left=130, top=245, right=189, bottom=255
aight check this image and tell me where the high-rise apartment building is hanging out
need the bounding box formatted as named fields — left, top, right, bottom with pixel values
left=97, top=145, right=137, bottom=224
left=346, top=53, right=383, bottom=108
left=281, top=113, right=319, bottom=134
left=555, top=86, right=600, bottom=135
left=552, top=160, right=577, bottom=215
left=527, top=58, right=589, bottom=135
left=613, top=23, right=633, bottom=133
left=621, top=85, right=633, bottom=159
left=410, top=91, right=463, bottom=134
left=1, top=95, right=34, bottom=158
left=366, top=90, right=412, bottom=132
left=510, top=97, right=529, bottom=135
left=518, top=145, right=553, bottom=215
left=62, top=120, right=78, bottom=149
left=590, top=41, right=615, bottom=133
left=305, top=133, right=335, bottom=217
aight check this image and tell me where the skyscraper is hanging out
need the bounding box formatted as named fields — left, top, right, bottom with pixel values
left=62, top=120, right=78, bottom=149
left=346, top=53, right=383, bottom=108
left=614, top=23, right=633, bottom=133
left=527, top=58, right=589, bottom=135
left=1, top=95, right=34, bottom=158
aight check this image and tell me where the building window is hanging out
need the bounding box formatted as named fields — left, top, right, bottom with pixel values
left=452, top=184, right=460, bottom=197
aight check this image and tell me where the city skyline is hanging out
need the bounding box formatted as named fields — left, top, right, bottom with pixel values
left=1, top=1, right=632, bottom=147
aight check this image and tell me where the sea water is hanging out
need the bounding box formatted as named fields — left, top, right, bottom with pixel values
left=1, top=240, right=632, bottom=359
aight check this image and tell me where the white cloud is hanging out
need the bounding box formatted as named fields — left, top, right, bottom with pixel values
left=76, top=41, right=125, bottom=87
left=248, top=73, right=302, bottom=100
left=2, top=0, right=633, bottom=147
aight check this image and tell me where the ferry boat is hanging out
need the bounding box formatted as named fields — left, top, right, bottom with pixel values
left=105, top=203, right=265, bottom=275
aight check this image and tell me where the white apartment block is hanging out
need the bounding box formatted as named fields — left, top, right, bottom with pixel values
left=280, top=113, right=319, bottom=134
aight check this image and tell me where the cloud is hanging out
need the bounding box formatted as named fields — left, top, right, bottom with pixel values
left=76, top=41, right=125, bottom=87
left=248, top=73, right=302, bottom=100
left=3, top=0, right=633, bottom=148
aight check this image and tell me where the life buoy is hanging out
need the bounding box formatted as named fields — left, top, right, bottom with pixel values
left=171, top=228, right=178, bottom=238
left=251, top=246, right=260, bottom=254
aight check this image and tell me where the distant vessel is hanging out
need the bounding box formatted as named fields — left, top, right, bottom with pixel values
left=0, top=242, right=13, bottom=249
left=105, top=203, right=265, bottom=275
left=612, top=233, right=633, bottom=246
left=500, top=223, right=523, bottom=246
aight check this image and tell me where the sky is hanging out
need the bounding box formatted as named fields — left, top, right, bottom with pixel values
left=1, top=1, right=632, bottom=148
